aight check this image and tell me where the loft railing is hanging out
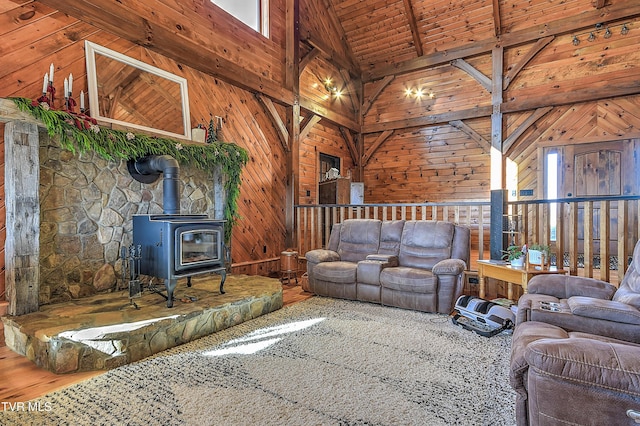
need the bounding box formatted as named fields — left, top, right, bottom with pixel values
left=295, top=196, right=640, bottom=286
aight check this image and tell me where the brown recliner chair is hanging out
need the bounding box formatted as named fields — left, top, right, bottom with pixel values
left=510, top=321, right=640, bottom=426
left=516, top=239, right=640, bottom=344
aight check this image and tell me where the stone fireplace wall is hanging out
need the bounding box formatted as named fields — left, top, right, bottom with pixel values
left=39, top=132, right=219, bottom=305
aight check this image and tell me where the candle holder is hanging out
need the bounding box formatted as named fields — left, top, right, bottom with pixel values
left=66, top=96, right=77, bottom=113
left=46, top=83, right=56, bottom=108
left=37, top=93, right=51, bottom=107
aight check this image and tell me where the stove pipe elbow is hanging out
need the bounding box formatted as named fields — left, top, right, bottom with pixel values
left=131, top=155, right=181, bottom=215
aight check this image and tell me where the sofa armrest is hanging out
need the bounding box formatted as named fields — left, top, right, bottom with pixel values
left=568, top=296, right=640, bottom=325
left=527, top=274, right=617, bottom=300
left=432, top=258, right=466, bottom=276
left=305, top=249, right=340, bottom=264
left=525, top=336, right=640, bottom=397
left=365, top=254, right=399, bottom=266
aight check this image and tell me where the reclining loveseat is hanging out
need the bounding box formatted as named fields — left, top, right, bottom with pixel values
left=304, top=219, right=470, bottom=314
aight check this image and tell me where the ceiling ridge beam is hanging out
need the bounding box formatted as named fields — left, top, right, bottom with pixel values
left=364, top=2, right=640, bottom=82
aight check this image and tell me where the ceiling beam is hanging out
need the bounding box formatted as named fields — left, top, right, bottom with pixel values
left=502, top=107, right=553, bottom=154
left=364, top=1, right=640, bottom=81
left=491, top=0, right=502, bottom=37
left=256, top=94, right=289, bottom=151
left=402, top=0, right=423, bottom=57
left=449, top=120, right=490, bottom=151
left=37, top=0, right=296, bottom=106
left=450, top=59, right=492, bottom=92
left=363, top=79, right=640, bottom=134
left=363, top=130, right=394, bottom=166
left=362, top=76, right=395, bottom=116
left=503, top=36, right=555, bottom=90
left=299, top=96, right=360, bottom=132
left=339, top=126, right=360, bottom=165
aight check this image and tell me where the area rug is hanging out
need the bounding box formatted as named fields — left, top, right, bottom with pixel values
left=1, top=297, right=516, bottom=426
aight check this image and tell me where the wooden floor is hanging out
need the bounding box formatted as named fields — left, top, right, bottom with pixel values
left=0, top=283, right=313, bottom=405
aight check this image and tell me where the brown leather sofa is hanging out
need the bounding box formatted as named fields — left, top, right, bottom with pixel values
left=510, top=321, right=640, bottom=426
left=515, top=239, right=640, bottom=344
left=510, top=239, right=640, bottom=425
left=304, top=219, right=470, bottom=314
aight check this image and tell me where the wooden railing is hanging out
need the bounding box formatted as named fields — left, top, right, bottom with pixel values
left=295, top=196, right=640, bottom=286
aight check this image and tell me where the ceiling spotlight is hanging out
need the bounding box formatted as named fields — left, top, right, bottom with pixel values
left=587, top=32, right=596, bottom=42
left=323, top=78, right=336, bottom=93
left=415, top=88, right=424, bottom=98
left=572, top=35, right=580, bottom=46
left=621, top=24, right=629, bottom=35
left=404, top=88, right=413, bottom=97
left=604, top=27, right=612, bottom=39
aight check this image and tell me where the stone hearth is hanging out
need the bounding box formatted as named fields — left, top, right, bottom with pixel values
left=1, top=274, right=283, bottom=374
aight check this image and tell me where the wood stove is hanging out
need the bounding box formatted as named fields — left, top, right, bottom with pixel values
left=128, top=154, right=227, bottom=307
left=133, top=214, right=226, bottom=307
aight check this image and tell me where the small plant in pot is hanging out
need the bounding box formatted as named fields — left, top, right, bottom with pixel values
left=502, top=245, right=525, bottom=267
left=528, top=244, right=551, bottom=269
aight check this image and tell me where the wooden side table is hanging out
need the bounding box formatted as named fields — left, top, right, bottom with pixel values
left=477, top=260, right=567, bottom=301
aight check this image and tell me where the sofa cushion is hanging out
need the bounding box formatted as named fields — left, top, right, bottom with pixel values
left=398, top=221, right=454, bottom=269
left=379, top=267, right=436, bottom=294
left=313, top=261, right=358, bottom=284
left=525, top=335, right=640, bottom=396
left=378, top=220, right=405, bottom=255
left=337, top=219, right=382, bottom=262
left=568, top=296, right=640, bottom=325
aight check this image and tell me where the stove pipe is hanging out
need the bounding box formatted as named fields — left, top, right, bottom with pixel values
left=130, top=155, right=180, bottom=214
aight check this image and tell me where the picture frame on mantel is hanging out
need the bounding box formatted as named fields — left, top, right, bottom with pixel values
left=84, top=40, right=192, bottom=140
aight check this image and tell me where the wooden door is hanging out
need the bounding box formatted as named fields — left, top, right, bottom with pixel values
left=557, top=139, right=639, bottom=255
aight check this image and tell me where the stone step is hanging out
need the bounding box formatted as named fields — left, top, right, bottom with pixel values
left=1, top=275, right=282, bottom=374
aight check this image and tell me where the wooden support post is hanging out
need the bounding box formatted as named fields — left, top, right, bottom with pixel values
left=284, top=0, right=300, bottom=249
left=489, top=46, right=506, bottom=260
left=5, top=121, right=40, bottom=315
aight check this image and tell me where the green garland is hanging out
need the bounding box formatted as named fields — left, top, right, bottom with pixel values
left=11, top=97, right=248, bottom=243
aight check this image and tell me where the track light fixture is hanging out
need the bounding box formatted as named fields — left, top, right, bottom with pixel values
left=571, top=22, right=630, bottom=46
left=404, top=87, right=435, bottom=99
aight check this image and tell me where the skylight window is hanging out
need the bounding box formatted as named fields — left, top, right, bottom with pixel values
left=211, top=0, right=269, bottom=38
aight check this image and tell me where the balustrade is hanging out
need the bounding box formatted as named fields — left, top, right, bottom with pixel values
left=295, top=196, right=640, bottom=286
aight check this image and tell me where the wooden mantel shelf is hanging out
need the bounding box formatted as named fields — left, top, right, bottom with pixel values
left=0, top=98, right=38, bottom=124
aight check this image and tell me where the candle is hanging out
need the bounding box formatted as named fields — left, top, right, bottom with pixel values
left=80, top=90, right=85, bottom=110
left=49, top=63, right=54, bottom=86
left=68, top=73, right=73, bottom=95
left=64, top=78, right=68, bottom=99
left=42, top=73, right=48, bottom=94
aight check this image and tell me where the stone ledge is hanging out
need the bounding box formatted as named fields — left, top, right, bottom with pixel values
left=1, top=274, right=283, bottom=374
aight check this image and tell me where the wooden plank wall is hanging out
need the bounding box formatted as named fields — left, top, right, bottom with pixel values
left=361, top=18, right=640, bottom=206
left=0, top=0, right=307, bottom=271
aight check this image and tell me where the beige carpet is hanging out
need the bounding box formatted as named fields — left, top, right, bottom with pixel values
left=0, top=297, right=516, bottom=425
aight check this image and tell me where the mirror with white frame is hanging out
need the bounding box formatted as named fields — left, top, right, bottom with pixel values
left=84, top=41, right=191, bottom=140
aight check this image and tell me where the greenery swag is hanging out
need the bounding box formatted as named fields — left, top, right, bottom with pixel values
left=11, top=97, right=248, bottom=242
